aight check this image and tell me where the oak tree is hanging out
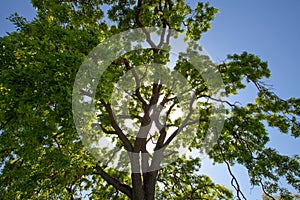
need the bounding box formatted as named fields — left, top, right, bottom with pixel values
left=1, top=0, right=299, bottom=199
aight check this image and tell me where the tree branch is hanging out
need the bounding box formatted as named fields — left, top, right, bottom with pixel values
left=131, top=67, right=148, bottom=110
left=162, top=94, right=196, bottom=148
left=217, top=141, right=247, bottom=200
left=135, top=0, right=157, bottom=49
left=94, top=164, right=132, bottom=198
left=100, top=100, right=133, bottom=152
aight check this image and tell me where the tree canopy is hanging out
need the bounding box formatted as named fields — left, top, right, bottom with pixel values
left=0, top=0, right=300, bottom=199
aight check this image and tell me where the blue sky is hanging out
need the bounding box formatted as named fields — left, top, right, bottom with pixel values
left=198, top=2, right=300, bottom=148
left=196, top=1, right=300, bottom=198
left=1, top=0, right=300, bottom=199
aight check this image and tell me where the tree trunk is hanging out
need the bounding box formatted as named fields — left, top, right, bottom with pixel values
left=131, top=171, right=158, bottom=200
left=131, top=152, right=145, bottom=200
left=144, top=170, right=158, bottom=200
left=132, top=172, right=145, bottom=200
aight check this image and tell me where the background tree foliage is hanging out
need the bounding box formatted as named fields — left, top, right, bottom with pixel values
left=0, top=0, right=299, bottom=199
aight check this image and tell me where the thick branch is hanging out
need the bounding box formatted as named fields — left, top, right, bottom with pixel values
left=134, top=81, right=162, bottom=151
left=94, top=164, right=132, bottom=198
left=100, top=100, right=133, bottom=152
left=149, top=82, right=162, bottom=106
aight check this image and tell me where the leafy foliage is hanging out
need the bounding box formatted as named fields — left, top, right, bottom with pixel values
left=0, top=0, right=299, bottom=199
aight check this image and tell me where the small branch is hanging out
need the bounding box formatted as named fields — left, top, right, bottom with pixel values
left=162, top=94, right=196, bottom=148
left=200, top=94, right=238, bottom=107
left=117, top=114, right=142, bottom=121
left=0, top=116, right=13, bottom=130
left=164, top=100, right=177, bottom=123
left=217, top=141, right=247, bottom=200
left=157, top=27, right=167, bottom=49
left=65, top=186, right=75, bottom=200
left=166, top=28, right=172, bottom=45
left=99, top=124, right=116, bottom=135
left=131, top=67, right=148, bottom=110
left=260, top=180, right=275, bottom=200
left=80, top=89, right=93, bottom=97
left=135, top=0, right=157, bottom=49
